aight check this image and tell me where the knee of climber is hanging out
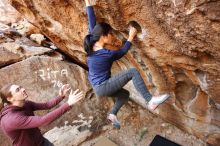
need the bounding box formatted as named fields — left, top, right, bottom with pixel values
left=130, top=68, right=139, bottom=75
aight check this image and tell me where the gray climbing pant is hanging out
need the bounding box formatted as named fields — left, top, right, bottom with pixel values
left=93, top=68, right=152, bottom=115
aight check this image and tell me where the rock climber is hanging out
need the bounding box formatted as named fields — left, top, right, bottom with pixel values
left=84, top=0, right=170, bottom=129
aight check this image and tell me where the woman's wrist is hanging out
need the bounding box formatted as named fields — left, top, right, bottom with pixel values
left=127, top=36, right=134, bottom=42
left=85, top=0, right=92, bottom=6
left=85, top=0, right=96, bottom=7
left=85, top=0, right=89, bottom=6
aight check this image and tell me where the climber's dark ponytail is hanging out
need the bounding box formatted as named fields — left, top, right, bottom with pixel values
left=84, top=34, right=94, bottom=56
left=84, top=22, right=112, bottom=56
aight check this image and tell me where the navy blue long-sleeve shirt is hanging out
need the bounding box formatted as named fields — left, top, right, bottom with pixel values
left=86, top=6, right=132, bottom=86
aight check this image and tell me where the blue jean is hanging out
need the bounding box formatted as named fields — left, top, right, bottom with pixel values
left=94, top=68, right=152, bottom=115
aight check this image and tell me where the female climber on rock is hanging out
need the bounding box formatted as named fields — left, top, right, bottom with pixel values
left=84, top=0, right=170, bottom=129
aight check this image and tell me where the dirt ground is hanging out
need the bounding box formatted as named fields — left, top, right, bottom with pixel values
left=80, top=101, right=206, bottom=146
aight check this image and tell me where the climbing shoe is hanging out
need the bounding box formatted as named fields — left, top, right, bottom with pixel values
left=107, top=113, right=121, bottom=129
left=147, top=94, right=170, bottom=111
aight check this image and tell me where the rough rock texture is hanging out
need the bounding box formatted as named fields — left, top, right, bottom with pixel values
left=11, top=19, right=41, bottom=36
left=81, top=104, right=206, bottom=146
left=4, top=0, right=220, bottom=145
left=44, top=114, right=93, bottom=146
left=0, top=0, right=21, bottom=24
left=0, top=28, right=53, bottom=67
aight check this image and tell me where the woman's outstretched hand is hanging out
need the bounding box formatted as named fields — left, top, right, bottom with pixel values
left=67, top=89, right=84, bottom=106
left=85, top=0, right=96, bottom=6
left=128, top=26, right=137, bottom=42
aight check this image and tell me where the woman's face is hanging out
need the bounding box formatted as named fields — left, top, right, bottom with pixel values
left=103, top=33, right=113, bottom=44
